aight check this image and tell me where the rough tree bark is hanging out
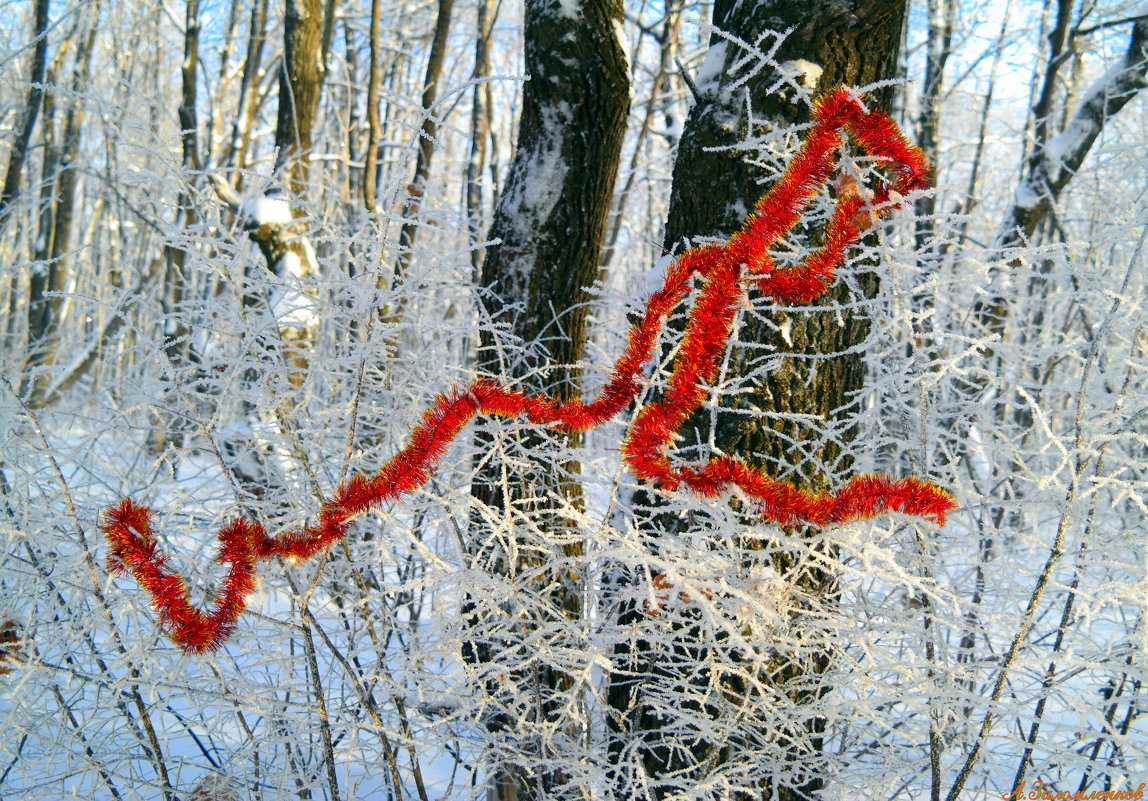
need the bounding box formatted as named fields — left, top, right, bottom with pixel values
left=249, top=0, right=325, bottom=288
left=464, top=0, right=629, bottom=798
left=274, top=0, right=324, bottom=193
left=659, top=4, right=904, bottom=488
left=213, top=0, right=324, bottom=277
left=606, top=2, right=908, bottom=798
left=363, top=0, right=383, bottom=212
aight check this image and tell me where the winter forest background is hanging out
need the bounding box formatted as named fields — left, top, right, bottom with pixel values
left=1, top=0, right=1146, bottom=798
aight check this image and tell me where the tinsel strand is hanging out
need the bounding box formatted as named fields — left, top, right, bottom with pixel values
left=103, top=87, right=955, bottom=653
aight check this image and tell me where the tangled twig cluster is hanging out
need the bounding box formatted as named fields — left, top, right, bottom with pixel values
left=104, top=87, right=955, bottom=653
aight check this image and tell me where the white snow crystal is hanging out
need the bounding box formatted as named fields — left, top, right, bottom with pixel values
left=695, top=42, right=728, bottom=96
left=552, top=0, right=581, bottom=21
left=646, top=254, right=673, bottom=296
left=777, top=317, right=793, bottom=346
left=613, top=16, right=631, bottom=93
left=779, top=59, right=823, bottom=91
left=271, top=285, right=318, bottom=328
left=497, top=103, right=572, bottom=279
left=241, top=195, right=292, bottom=227
left=1014, top=177, right=1042, bottom=210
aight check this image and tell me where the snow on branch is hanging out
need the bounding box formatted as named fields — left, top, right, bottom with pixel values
left=102, top=87, right=955, bottom=654
left=1004, top=19, right=1147, bottom=245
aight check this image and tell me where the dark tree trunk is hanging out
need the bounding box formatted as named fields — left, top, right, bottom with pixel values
left=213, top=0, right=326, bottom=499
left=163, top=0, right=202, bottom=367
left=24, top=1, right=99, bottom=406
left=253, top=0, right=326, bottom=271
left=660, top=2, right=904, bottom=485
left=477, top=0, right=628, bottom=390
left=150, top=0, right=204, bottom=454
left=465, top=0, right=629, bottom=798
left=464, top=0, right=496, bottom=278
left=607, top=2, right=907, bottom=798
left=0, top=0, right=50, bottom=222
left=275, top=0, right=324, bottom=192
left=178, top=0, right=202, bottom=175
left=913, top=0, right=956, bottom=254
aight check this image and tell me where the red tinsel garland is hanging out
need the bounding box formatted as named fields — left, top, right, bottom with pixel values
left=103, top=87, right=956, bottom=653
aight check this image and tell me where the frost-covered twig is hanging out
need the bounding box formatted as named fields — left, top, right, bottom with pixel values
left=101, top=87, right=955, bottom=654
left=945, top=227, right=1144, bottom=801
left=2, top=377, right=178, bottom=801
left=998, top=19, right=1147, bottom=250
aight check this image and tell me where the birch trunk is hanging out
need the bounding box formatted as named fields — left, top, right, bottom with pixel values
left=465, top=0, right=629, bottom=797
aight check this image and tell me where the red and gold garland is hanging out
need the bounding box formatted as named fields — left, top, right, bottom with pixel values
left=103, top=88, right=956, bottom=653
